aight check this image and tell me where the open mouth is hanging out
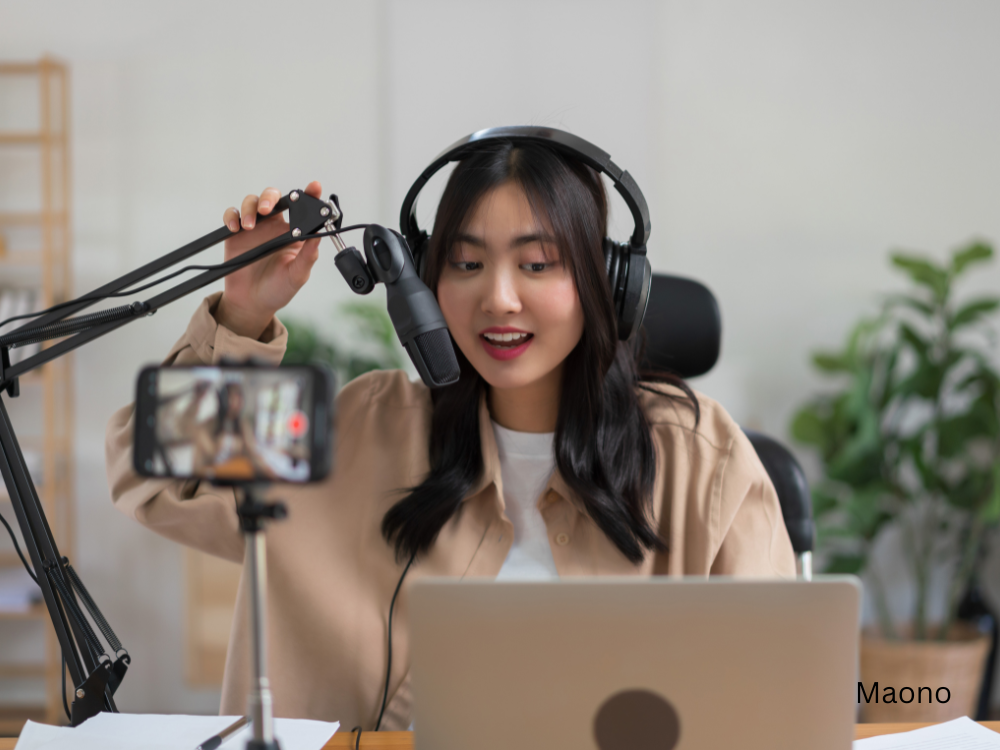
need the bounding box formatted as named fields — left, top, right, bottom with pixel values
left=479, top=331, right=534, bottom=361
left=481, top=331, right=534, bottom=349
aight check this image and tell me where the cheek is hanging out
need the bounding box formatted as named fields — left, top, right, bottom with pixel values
left=530, top=277, right=584, bottom=340
left=437, top=276, right=462, bottom=328
left=435, top=277, right=472, bottom=335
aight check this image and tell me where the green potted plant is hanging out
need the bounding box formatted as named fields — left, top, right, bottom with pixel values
left=280, top=300, right=407, bottom=386
left=791, top=240, right=1000, bottom=722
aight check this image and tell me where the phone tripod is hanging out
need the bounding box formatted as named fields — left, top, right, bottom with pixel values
left=231, top=483, right=287, bottom=750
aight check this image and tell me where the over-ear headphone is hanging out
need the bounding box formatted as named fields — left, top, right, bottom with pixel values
left=399, top=126, right=653, bottom=341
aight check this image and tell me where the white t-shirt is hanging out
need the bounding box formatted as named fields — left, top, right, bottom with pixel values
left=492, top=420, right=559, bottom=581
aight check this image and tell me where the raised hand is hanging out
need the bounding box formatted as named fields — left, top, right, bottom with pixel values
left=216, top=181, right=324, bottom=339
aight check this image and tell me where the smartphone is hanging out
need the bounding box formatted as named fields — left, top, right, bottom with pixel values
left=133, top=363, right=334, bottom=484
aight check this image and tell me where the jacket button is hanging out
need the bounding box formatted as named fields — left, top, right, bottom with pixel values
left=555, top=532, right=570, bottom=546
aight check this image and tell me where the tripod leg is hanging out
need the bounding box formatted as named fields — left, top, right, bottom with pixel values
left=245, top=528, right=280, bottom=750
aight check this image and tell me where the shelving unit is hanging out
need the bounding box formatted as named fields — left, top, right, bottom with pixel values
left=0, top=57, right=74, bottom=735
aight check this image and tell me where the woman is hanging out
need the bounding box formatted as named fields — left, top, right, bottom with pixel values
left=105, top=137, right=795, bottom=730
left=191, top=382, right=275, bottom=481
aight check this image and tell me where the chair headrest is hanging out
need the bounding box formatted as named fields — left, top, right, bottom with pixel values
left=639, top=274, right=721, bottom=379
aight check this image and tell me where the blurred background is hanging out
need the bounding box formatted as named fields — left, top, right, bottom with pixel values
left=0, top=0, right=998, bottom=723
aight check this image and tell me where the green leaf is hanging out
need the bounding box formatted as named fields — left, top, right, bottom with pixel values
left=827, top=412, right=883, bottom=486
left=825, top=554, right=866, bottom=575
left=338, top=301, right=407, bottom=371
left=844, top=316, right=884, bottom=363
left=949, top=298, right=1000, bottom=330
left=979, top=464, right=1000, bottom=524
left=891, top=253, right=949, bottom=303
left=791, top=407, right=827, bottom=446
left=938, top=413, right=990, bottom=458
left=843, top=485, right=892, bottom=539
left=903, top=438, right=940, bottom=494
left=899, top=322, right=929, bottom=357
left=894, top=359, right=945, bottom=400
left=811, top=486, right=840, bottom=517
left=884, top=294, right=935, bottom=316
left=812, top=352, right=851, bottom=373
left=950, top=241, right=993, bottom=276
left=281, top=317, right=320, bottom=364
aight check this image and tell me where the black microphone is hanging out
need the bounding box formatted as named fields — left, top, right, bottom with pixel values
left=334, top=223, right=460, bottom=388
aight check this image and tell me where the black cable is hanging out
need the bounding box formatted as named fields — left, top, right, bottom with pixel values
left=0, top=509, right=37, bottom=583
left=375, top=550, right=418, bottom=732
left=350, top=725, right=362, bottom=749
left=61, top=647, right=71, bottom=722
left=0, top=224, right=370, bottom=331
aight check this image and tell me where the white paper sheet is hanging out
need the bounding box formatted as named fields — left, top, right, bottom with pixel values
left=15, top=714, right=339, bottom=750
left=854, top=717, right=1000, bottom=749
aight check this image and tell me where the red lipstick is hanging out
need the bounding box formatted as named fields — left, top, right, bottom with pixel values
left=479, top=326, right=534, bottom=361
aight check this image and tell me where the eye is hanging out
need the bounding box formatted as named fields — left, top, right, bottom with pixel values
left=450, top=261, right=482, bottom=272
left=520, top=262, right=550, bottom=272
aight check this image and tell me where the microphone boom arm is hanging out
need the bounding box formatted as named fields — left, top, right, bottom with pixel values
left=0, top=189, right=335, bottom=725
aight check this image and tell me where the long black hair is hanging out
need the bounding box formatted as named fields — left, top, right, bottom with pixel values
left=381, top=141, right=699, bottom=565
left=214, top=383, right=244, bottom=436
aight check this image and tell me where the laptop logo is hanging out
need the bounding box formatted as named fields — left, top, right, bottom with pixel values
left=593, top=689, right=681, bottom=749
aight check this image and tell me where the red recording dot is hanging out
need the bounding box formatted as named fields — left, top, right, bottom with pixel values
left=286, top=410, right=309, bottom=438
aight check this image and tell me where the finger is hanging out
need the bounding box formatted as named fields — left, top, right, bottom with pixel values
left=258, top=187, right=282, bottom=215
left=304, top=180, right=323, bottom=198
left=288, top=237, right=321, bottom=288
left=240, top=194, right=259, bottom=230
left=223, top=207, right=240, bottom=233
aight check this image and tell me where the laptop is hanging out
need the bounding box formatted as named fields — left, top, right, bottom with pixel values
left=409, top=577, right=860, bottom=750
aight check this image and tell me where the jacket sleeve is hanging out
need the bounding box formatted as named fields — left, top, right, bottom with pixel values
left=104, top=292, right=287, bottom=563
left=709, top=428, right=797, bottom=577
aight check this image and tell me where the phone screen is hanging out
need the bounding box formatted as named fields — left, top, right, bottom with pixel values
left=136, top=365, right=330, bottom=483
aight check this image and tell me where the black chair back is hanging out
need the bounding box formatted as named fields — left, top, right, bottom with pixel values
left=743, top=430, right=815, bottom=555
left=639, top=273, right=815, bottom=567
left=640, top=274, right=721, bottom=379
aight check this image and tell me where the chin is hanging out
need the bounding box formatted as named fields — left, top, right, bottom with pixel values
left=477, top=368, right=540, bottom=391
left=465, top=353, right=551, bottom=392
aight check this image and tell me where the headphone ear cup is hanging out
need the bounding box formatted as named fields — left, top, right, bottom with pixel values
left=604, top=238, right=651, bottom=341
left=618, top=251, right=651, bottom=341
left=603, top=237, right=622, bottom=305
left=412, top=231, right=430, bottom=282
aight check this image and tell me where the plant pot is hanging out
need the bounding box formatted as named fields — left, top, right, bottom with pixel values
left=859, top=623, right=991, bottom=722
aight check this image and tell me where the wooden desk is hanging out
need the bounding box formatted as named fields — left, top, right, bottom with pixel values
left=2, top=722, right=998, bottom=748
left=854, top=721, right=1000, bottom=739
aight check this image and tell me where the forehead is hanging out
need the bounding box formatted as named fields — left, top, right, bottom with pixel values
left=462, top=181, right=551, bottom=238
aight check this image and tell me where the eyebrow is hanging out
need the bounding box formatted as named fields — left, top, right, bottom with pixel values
left=454, top=231, right=557, bottom=249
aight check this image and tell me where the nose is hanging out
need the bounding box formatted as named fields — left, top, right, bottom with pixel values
left=481, top=266, right=522, bottom=317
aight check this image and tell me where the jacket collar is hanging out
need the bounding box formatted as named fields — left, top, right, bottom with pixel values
left=464, top=388, right=581, bottom=514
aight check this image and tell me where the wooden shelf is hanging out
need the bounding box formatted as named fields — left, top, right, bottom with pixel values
left=0, top=55, right=73, bottom=728
left=0, top=62, right=48, bottom=74
left=0, top=212, right=66, bottom=227
left=0, top=133, right=45, bottom=145
left=0, top=255, right=45, bottom=266
left=0, top=705, right=49, bottom=737
left=0, top=605, right=45, bottom=622
left=0, top=553, right=29, bottom=569
left=0, top=664, right=44, bottom=679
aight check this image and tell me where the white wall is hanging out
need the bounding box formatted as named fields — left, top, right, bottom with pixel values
left=1, top=0, right=998, bottom=714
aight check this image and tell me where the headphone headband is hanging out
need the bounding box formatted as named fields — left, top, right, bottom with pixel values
left=399, top=126, right=651, bottom=249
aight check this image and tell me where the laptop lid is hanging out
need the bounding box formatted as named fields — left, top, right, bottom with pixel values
left=410, top=577, right=860, bottom=750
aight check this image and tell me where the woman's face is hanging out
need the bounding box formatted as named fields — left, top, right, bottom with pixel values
left=226, top=388, right=244, bottom=417
left=436, top=181, right=585, bottom=393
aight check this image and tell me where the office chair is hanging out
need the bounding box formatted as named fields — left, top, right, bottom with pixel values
left=640, top=274, right=815, bottom=579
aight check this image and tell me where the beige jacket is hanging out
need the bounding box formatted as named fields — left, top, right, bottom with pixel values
left=105, top=292, right=795, bottom=730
